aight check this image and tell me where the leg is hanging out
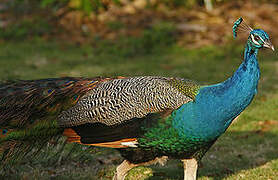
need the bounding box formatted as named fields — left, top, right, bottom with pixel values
left=113, top=156, right=168, bottom=180
left=181, top=158, right=198, bottom=180
left=113, top=160, right=136, bottom=180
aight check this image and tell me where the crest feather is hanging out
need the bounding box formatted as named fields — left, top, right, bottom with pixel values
left=233, top=17, right=253, bottom=38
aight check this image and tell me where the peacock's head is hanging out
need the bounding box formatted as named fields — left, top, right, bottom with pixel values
left=248, top=29, right=274, bottom=51
left=233, top=17, right=274, bottom=51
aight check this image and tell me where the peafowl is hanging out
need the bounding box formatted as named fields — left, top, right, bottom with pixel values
left=0, top=18, right=274, bottom=180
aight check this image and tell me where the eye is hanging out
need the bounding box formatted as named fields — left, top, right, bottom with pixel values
left=250, top=34, right=261, bottom=46
left=254, top=35, right=260, bottom=41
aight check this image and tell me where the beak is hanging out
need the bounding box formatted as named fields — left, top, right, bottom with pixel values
left=263, top=40, right=275, bottom=51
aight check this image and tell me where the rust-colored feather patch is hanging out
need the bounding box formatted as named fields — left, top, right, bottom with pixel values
left=63, top=128, right=81, bottom=143
left=63, top=128, right=136, bottom=148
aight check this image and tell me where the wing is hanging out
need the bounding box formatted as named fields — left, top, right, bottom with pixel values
left=59, top=76, right=199, bottom=127
left=60, top=76, right=200, bottom=148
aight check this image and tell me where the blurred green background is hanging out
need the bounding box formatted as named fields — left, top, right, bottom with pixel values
left=0, top=0, right=277, bottom=179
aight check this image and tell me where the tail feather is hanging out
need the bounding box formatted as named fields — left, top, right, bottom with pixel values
left=0, top=77, right=112, bottom=165
left=0, top=77, right=106, bottom=128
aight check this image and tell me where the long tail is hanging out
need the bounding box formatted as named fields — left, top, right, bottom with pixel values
left=0, top=77, right=106, bottom=165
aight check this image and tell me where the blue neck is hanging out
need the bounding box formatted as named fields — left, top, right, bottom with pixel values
left=173, top=43, right=260, bottom=141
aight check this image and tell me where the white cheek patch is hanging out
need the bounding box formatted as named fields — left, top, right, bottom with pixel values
left=251, top=34, right=261, bottom=46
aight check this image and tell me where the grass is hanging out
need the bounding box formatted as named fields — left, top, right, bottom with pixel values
left=0, top=36, right=277, bottom=180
